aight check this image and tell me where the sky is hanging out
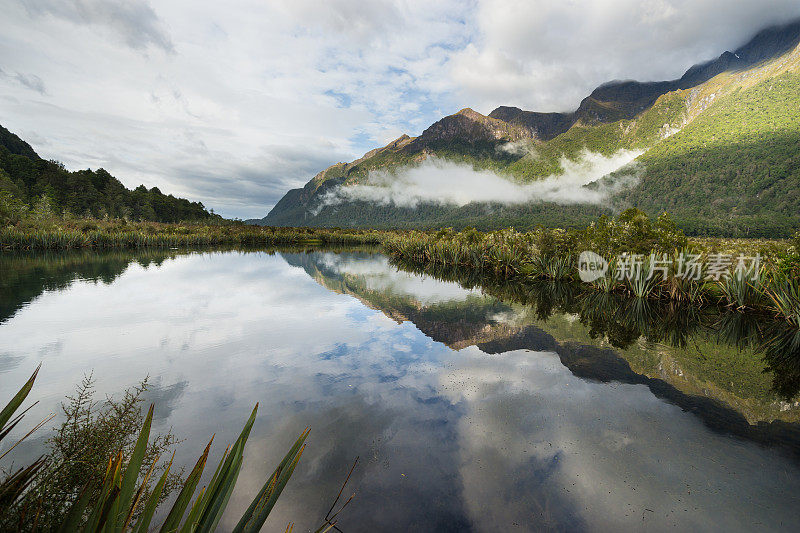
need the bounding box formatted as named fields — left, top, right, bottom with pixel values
left=2, top=0, right=800, bottom=219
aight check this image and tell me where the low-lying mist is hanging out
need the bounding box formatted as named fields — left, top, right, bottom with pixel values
left=316, top=149, right=644, bottom=211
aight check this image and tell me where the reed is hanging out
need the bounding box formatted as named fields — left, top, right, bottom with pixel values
left=0, top=223, right=387, bottom=251
left=766, top=273, right=800, bottom=327
left=1, top=368, right=348, bottom=532
left=717, top=265, right=768, bottom=310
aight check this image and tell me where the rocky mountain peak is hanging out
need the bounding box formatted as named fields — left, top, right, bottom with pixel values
left=410, top=107, right=532, bottom=149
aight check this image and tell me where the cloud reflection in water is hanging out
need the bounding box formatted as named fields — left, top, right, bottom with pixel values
left=0, top=249, right=798, bottom=531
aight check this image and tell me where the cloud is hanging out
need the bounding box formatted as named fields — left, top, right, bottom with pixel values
left=5, top=249, right=800, bottom=530
left=0, top=0, right=467, bottom=217
left=318, top=253, right=484, bottom=305
left=440, top=347, right=800, bottom=531
left=1, top=0, right=799, bottom=218
left=21, top=0, right=174, bottom=52
left=451, top=0, right=800, bottom=112
left=318, top=150, right=643, bottom=210
left=0, top=68, right=47, bottom=94
left=496, top=139, right=532, bottom=156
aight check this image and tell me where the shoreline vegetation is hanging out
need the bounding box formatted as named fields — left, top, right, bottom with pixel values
left=382, top=210, right=800, bottom=326
left=0, top=217, right=388, bottom=249
left=0, top=367, right=353, bottom=532
left=1, top=209, right=799, bottom=325
left=1, top=213, right=798, bottom=530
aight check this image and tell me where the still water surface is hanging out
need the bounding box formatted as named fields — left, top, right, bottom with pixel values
left=1, top=248, right=799, bottom=532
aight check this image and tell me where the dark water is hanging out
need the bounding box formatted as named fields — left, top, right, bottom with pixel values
left=1, top=248, right=799, bottom=532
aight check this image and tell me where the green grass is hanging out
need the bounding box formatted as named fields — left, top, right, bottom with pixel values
left=4, top=210, right=799, bottom=325
left=1, top=369, right=346, bottom=532
left=383, top=211, right=800, bottom=326
left=0, top=217, right=388, bottom=251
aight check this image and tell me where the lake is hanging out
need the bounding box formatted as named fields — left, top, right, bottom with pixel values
left=1, top=248, right=799, bottom=532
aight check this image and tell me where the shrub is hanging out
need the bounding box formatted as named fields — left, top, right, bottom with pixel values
left=0, top=190, right=26, bottom=226
left=2, top=375, right=182, bottom=531
left=0, top=369, right=330, bottom=532
left=578, top=209, right=687, bottom=257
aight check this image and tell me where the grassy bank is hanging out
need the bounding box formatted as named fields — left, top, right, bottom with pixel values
left=0, top=217, right=388, bottom=250
left=2, top=210, right=798, bottom=325
left=384, top=210, right=800, bottom=326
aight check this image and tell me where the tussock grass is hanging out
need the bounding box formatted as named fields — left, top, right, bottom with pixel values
left=0, top=219, right=387, bottom=251
left=385, top=217, right=800, bottom=326
left=766, top=274, right=800, bottom=327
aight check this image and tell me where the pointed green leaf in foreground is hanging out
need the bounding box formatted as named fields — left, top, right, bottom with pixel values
left=179, top=444, right=230, bottom=533
left=178, top=486, right=206, bottom=533
left=233, top=428, right=310, bottom=533
left=124, top=450, right=161, bottom=531
left=244, top=441, right=306, bottom=533
left=193, top=404, right=259, bottom=533
left=132, top=453, right=173, bottom=533
left=160, top=438, right=213, bottom=533
left=115, top=403, right=155, bottom=530
left=0, top=363, right=40, bottom=429
left=0, top=457, right=46, bottom=509
left=85, top=454, right=123, bottom=533
left=57, top=482, right=94, bottom=533
left=94, top=485, right=122, bottom=533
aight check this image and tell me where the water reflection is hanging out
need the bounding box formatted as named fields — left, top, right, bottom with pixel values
left=0, top=248, right=799, bottom=532
left=388, top=258, right=800, bottom=405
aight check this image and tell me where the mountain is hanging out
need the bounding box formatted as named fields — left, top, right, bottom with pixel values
left=0, top=125, right=40, bottom=160
left=495, top=19, right=800, bottom=138
left=261, top=19, right=800, bottom=237
left=0, top=126, right=217, bottom=222
left=284, top=250, right=800, bottom=427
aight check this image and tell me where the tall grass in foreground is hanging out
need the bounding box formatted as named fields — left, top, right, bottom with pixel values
left=1, top=368, right=348, bottom=532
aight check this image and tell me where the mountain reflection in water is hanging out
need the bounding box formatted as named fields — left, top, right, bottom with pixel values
left=0, top=248, right=799, bottom=532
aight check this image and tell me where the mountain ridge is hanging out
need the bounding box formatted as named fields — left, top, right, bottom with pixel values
left=0, top=125, right=40, bottom=161
left=491, top=18, right=800, bottom=141
left=259, top=19, right=800, bottom=235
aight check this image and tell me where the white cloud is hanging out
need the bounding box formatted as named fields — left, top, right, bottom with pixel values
left=440, top=347, right=800, bottom=531
left=320, top=150, right=643, bottom=209
left=319, top=253, right=485, bottom=305
left=1, top=0, right=798, bottom=218
left=0, top=0, right=469, bottom=218
left=4, top=249, right=800, bottom=530
left=22, top=0, right=174, bottom=52
left=451, top=0, right=800, bottom=112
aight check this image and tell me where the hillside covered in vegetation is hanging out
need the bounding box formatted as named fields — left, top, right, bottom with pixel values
left=260, top=19, right=800, bottom=237
left=0, top=125, right=216, bottom=223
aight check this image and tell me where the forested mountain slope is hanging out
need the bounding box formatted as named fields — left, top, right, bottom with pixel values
left=261, top=19, right=800, bottom=237
left=0, top=125, right=217, bottom=222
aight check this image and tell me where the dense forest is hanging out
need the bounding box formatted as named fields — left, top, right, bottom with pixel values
left=617, top=72, right=800, bottom=236
left=0, top=125, right=217, bottom=223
